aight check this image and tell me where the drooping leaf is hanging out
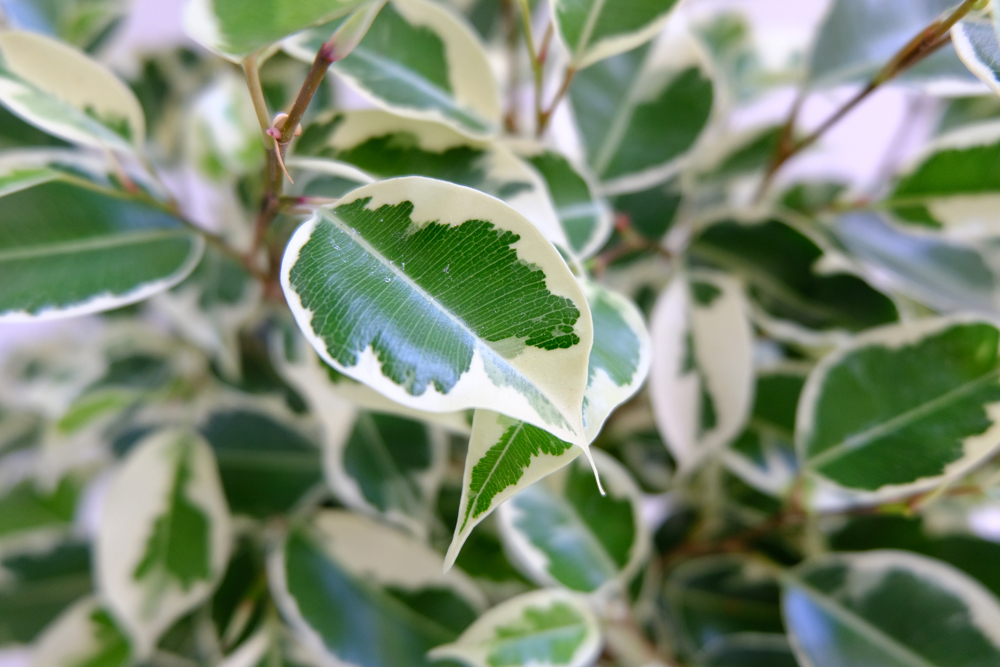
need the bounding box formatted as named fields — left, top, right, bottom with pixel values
left=97, top=429, right=231, bottom=656
left=550, top=0, right=681, bottom=69
left=429, top=589, right=601, bottom=667
left=284, top=0, right=500, bottom=138
left=295, top=110, right=566, bottom=247
left=798, top=318, right=1000, bottom=506
left=783, top=550, right=1000, bottom=667
left=271, top=511, right=485, bottom=667
left=649, top=271, right=754, bottom=469
left=30, top=598, right=130, bottom=667
left=0, top=179, right=204, bottom=322
left=689, top=217, right=899, bottom=341
left=280, top=176, right=592, bottom=444
left=444, top=282, right=650, bottom=569
left=182, top=0, right=366, bottom=61
left=0, top=31, right=144, bottom=151
left=497, top=451, right=649, bottom=593
left=570, top=35, right=715, bottom=191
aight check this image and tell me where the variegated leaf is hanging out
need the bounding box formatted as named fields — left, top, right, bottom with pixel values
left=29, top=597, right=130, bottom=667
left=551, top=0, right=681, bottom=69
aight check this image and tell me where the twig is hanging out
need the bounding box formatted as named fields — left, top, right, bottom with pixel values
left=515, top=0, right=548, bottom=135
left=502, top=0, right=521, bottom=133
left=537, top=65, right=576, bottom=136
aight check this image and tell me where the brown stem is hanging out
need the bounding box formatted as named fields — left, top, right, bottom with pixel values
left=537, top=66, right=576, bottom=136
left=281, top=40, right=338, bottom=145
left=502, top=0, right=521, bottom=133
left=755, top=0, right=977, bottom=201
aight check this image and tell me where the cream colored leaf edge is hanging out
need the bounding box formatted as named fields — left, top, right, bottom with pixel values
left=30, top=597, right=117, bottom=667
left=797, top=316, right=1000, bottom=511
left=280, top=176, right=593, bottom=444
left=96, top=429, right=232, bottom=657
left=0, top=31, right=145, bottom=151
left=551, top=0, right=681, bottom=70
left=649, top=270, right=755, bottom=472
left=429, top=588, right=602, bottom=667
left=496, top=450, right=652, bottom=596
left=952, top=20, right=1000, bottom=98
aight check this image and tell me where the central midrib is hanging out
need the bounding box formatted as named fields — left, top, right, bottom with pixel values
left=0, top=228, right=189, bottom=262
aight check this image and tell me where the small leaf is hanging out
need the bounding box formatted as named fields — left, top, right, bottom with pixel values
left=649, top=271, right=754, bottom=469
left=551, top=0, right=681, bottom=69
left=97, top=429, right=231, bottom=656
left=953, top=17, right=1000, bottom=96
left=0, top=31, right=144, bottom=151
left=798, top=318, right=1000, bottom=506
left=570, top=35, right=714, bottom=190
left=280, top=176, right=592, bottom=444
left=0, top=179, right=204, bottom=322
left=284, top=0, right=500, bottom=138
left=783, top=550, right=1000, bottom=667
left=497, top=450, right=649, bottom=593
left=30, top=598, right=130, bottom=667
left=429, top=589, right=602, bottom=667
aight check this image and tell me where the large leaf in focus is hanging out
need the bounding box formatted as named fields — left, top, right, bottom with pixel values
left=280, top=177, right=592, bottom=444
left=809, top=0, right=978, bottom=90
left=649, top=271, right=754, bottom=470
left=512, top=142, right=614, bottom=259
left=30, top=597, right=130, bottom=667
left=783, top=551, right=1000, bottom=667
left=429, top=589, right=601, bottom=667
left=497, top=450, right=649, bottom=593
left=551, top=0, right=681, bottom=68
left=183, top=0, right=365, bottom=61
left=798, top=318, right=1000, bottom=507
left=570, top=36, right=715, bottom=191
left=271, top=510, right=486, bottom=667
left=285, top=0, right=500, bottom=138
left=0, top=179, right=204, bottom=322
left=690, top=217, right=899, bottom=342
left=0, top=540, right=91, bottom=645
left=0, top=31, right=144, bottom=151
left=664, top=555, right=783, bottom=659
left=97, top=429, right=231, bottom=656
left=198, top=404, right=324, bottom=519
left=445, top=281, right=651, bottom=569
left=295, top=111, right=566, bottom=247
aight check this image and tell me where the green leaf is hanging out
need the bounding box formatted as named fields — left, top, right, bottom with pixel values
left=444, top=282, right=650, bottom=569
left=809, top=0, right=978, bottom=89
left=690, top=217, right=899, bottom=341
left=0, top=179, right=204, bottom=322
left=186, top=72, right=265, bottom=179
left=0, top=540, right=92, bottom=645
left=570, top=36, right=714, bottom=190
left=0, top=31, right=144, bottom=151
left=295, top=111, right=566, bottom=247
left=798, top=319, right=1000, bottom=504
left=497, top=451, right=648, bottom=593
left=96, top=429, right=231, bottom=656
left=280, top=176, right=592, bottom=444
left=699, top=634, right=798, bottom=667
left=271, top=511, right=485, bottom=667
left=649, top=271, right=754, bottom=469
left=30, top=598, right=130, bottom=667
left=610, top=177, right=682, bottom=241
left=512, top=143, right=613, bottom=259
left=0, top=476, right=80, bottom=539
left=429, top=589, right=601, bottom=667
left=783, top=550, right=1000, bottom=667
left=551, top=0, right=681, bottom=68
left=284, top=0, right=500, bottom=138
left=664, top=555, right=784, bottom=660
left=198, top=405, right=324, bottom=519
left=954, top=17, right=1000, bottom=96
left=182, top=0, right=366, bottom=61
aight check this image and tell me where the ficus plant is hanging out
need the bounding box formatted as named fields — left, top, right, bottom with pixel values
left=11, top=0, right=1000, bottom=665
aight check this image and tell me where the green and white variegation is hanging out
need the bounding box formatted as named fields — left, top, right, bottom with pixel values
left=29, top=597, right=130, bottom=667
left=650, top=271, right=754, bottom=471
left=953, top=17, right=1000, bottom=96
left=551, top=0, right=682, bottom=69
left=182, top=0, right=366, bottom=61
left=96, top=429, right=232, bottom=656
left=186, top=72, right=265, bottom=180
left=570, top=28, right=715, bottom=193
left=287, top=156, right=377, bottom=199
left=284, top=0, right=501, bottom=138
left=280, top=176, right=593, bottom=444
left=0, top=31, right=144, bottom=152
left=497, top=450, right=650, bottom=594
left=269, top=510, right=486, bottom=667
left=444, top=281, right=650, bottom=570
left=429, top=589, right=602, bottom=667
left=783, top=550, right=1000, bottom=667
left=295, top=110, right=567, bottom=247
left=798, top=318, right=1000, bottom=509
